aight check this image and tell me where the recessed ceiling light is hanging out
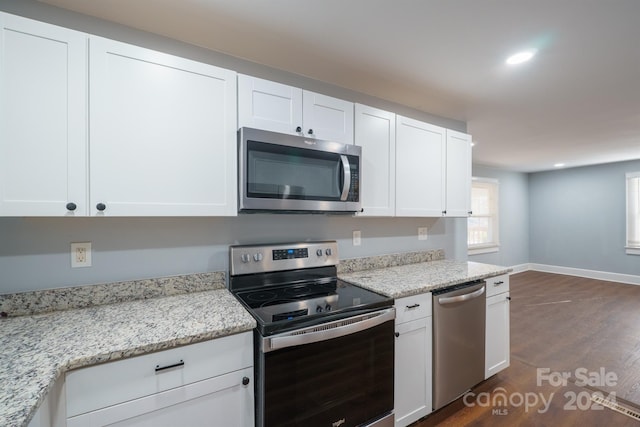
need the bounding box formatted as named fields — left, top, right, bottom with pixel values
left=506, top=50, right=537, bottom=65
left=554, top=163, right=566, bottom=168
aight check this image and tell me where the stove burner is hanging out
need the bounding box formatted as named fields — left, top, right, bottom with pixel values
left=244, top=290, right=278, bottom=304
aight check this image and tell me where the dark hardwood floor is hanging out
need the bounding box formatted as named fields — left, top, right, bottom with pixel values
left=412, top=271, right=640, bottom=426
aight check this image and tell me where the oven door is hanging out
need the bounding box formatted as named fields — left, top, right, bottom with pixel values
left=239, top=127, right=361, bottom=212
left=256, top=308, right=395, bottom=427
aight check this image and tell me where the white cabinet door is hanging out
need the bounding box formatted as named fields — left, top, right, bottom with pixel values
left=0, top=13, right=87, bottom=216
left=89, top=37, right=237, bottom=216
left=238, top=74, right=303, bottom=135
left=66, top=367, right=254, bottom=427
left=394, top=316, right=432, bottom=427
left=355, top=104, right=395, bottom=216
left=396, top=116, right=445, bottom=217
left=486, top=292, right=510, bottom=378
left=237, top=75, right=354, bottom=144
left=445, top=129, right=472, bottom=217
left=302, top=90, right=354, bottom=144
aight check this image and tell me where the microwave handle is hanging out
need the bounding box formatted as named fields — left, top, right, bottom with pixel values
left=340, top=155, right=351, bottom=201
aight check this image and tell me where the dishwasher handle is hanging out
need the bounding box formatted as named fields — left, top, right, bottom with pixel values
left=437, top=285, right=485, bottom=305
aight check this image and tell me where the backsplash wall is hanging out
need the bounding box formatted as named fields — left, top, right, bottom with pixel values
left=0, top=215, right=466, bottom=294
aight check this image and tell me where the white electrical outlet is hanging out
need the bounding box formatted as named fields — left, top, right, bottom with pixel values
left=71, top=242, right=92, bottom=268
left=418, top=227, right=428, bottom=241
left=353, top=230, right=362, bottom=246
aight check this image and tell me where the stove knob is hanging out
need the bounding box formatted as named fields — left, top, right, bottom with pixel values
left=316, top=305, right=323, bottom=313
left=241, top=253, right=250, bottom=263
left=325, top=248, right=332, bottom=256
left=316, top=249, right=323, bottom=257
left=253, top=252, right=263, bottom=262
left=325, top=304, right=332, bottom=311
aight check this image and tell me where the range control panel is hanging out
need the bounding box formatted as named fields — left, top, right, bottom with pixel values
left=229, top=241, right=338, bottom=276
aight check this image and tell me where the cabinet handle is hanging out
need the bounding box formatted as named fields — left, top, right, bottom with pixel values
left=406, top=304, right=420, bottom=309
left=494, top=281, right=504, bottom=285
left=66, top=202, right=77, bottom=211
left=506, top=296, right=511, bottom=301
left=394, top=332, right=400, bottom=338
left=442, top=210, right=447, bottom=215
left=468, top=211, right=473, bottom=215
left=308, top=129, right=313, bottom=135
left=242, top=376, right=250, bottom=386
left=296, top=126, right=302, bottom=133
left=155, top=359, right=184, bottom=373
left=96, top=203, right=106, bottom=211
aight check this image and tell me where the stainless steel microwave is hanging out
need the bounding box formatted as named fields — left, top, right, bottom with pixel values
left=238, top=127, right=361, bottom=213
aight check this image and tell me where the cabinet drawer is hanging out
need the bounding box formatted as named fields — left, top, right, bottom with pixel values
left=485, top=274, right=510, bottom=297
left=395, top=293, right=431, bottom=324
left=66, top=331, right=253, bottom=417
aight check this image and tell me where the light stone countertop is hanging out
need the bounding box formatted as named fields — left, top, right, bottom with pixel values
left=339, top=260, right=512, bottom=298
left=0, top=289, right=256, bottom=427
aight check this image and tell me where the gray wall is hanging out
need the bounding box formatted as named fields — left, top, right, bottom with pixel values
left=529, top=159, right=640, bottom=275
left=0, top=216, right=458, bottom=294
left=469, top=165, right=530, bottom=268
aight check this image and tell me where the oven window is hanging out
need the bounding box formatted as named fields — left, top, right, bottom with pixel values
left=262, top=320, right=394, bottom=427
left=247, top=140, right=342, bottom=200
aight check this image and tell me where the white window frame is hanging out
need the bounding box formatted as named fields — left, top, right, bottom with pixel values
left=626, top=172, right=640, bottom=255
left=468, top=177, right=500, bottom=255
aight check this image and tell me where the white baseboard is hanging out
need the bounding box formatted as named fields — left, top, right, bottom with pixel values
left=527, top=263, right=640, bottom=286
left=508, top=263, right=532, bottom=274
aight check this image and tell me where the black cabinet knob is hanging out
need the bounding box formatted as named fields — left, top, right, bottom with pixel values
left=394, top=332, right=400, bottom=338
left=507, top=296, right=512, bottom=301
left=468, top=211, right=473, bottom=215
left=66, top=202, right=77, bottom=211
left=296, top=126, right=302, bottom=133
left=307, top=129, right=313, bottom=135
left=242, top=376, right=250, bottom=386
left=96, top=203, right=106, bottom=211
left=442, top=210, right=447, bottom=215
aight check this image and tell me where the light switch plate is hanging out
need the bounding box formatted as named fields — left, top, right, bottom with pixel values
left=418, top=227, right=428, bottom=241
left=353, top=230, right=362, bottom=246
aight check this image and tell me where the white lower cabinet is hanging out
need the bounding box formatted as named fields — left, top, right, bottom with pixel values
left=485, top=275, right=511, bottom=378
left=65, top=332, right=254, bottom=427
left=394, top=293, right=432, bottom=427
left=66, top=367, right=253, bottom=427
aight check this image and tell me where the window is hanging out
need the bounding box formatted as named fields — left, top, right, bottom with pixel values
left=627, top=172, right=640, bottom=255
left=468, top=177, right=499, bottom=255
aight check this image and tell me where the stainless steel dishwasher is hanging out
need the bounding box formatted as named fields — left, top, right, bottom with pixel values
left=432, top=280, right=486, bottom=410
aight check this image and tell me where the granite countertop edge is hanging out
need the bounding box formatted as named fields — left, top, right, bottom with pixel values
left=338, top=260, right=513, bottom=299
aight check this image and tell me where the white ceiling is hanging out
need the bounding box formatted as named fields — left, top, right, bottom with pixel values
left=40, top=0, right=640, bottom=172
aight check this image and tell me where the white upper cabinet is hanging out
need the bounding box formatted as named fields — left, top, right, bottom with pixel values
left=0, top=13, right=87, bottom=216
left=89, top=37, right=237, bottom=216
left=302, top=90, right=354, bottom=144
left=237, top=74, right=302, bottom=135
left=395, top=116, right=446, bottom=217
left=238, top=74, right=354, bottom=144
left=445, top=130, right=472, bottom=217
left=355, top=104, right=396, bottom=216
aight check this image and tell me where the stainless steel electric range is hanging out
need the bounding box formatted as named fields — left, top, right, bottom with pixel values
left=229, top=241, right=395, bottom=427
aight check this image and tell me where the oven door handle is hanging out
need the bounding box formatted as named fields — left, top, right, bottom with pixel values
left=266, top=308, right=395, bottom=352
left=339, top=154, right=351, bottom=201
